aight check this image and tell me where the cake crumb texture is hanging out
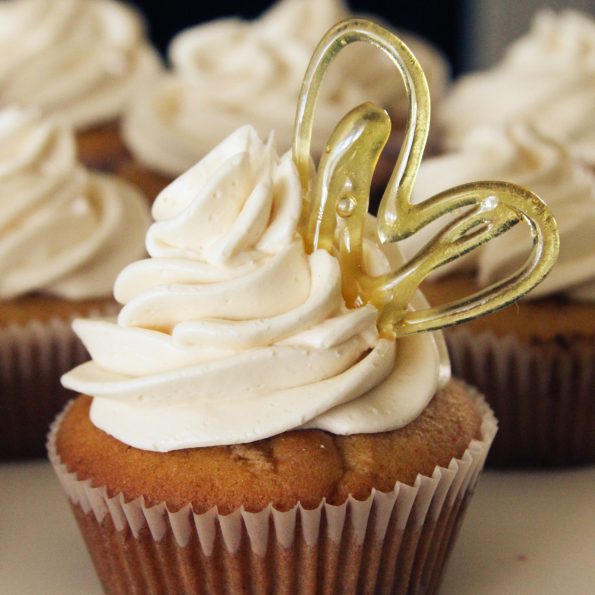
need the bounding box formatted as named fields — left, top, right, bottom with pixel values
left=56, top=380, right=481, bottom=514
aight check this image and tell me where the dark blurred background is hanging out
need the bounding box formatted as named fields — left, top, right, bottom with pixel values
left=136, top=0, right=595, bottom=76
left=135, top=1, right=463, bottom=73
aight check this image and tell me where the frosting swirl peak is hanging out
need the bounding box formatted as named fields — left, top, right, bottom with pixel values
left=402, top=122, right=595, bottom=301
left=62, top=126, right=447, bottom=451
left=440, top=10, right=595, bottom=166
left=0, top=107, right=151, bottom=299
left=123, top=0, right=448, bottom=177
left=0, top=0, right=162, bottom=130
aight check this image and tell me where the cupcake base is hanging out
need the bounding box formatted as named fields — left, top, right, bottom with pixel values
left=421, top=275, right=595, bottom=468
left=446, top=328, right=595, bottom=468
left=0, top=297, right=117, bottom=459
left=48, top=390, right=496, bottom=594
left=68, top=490, right=473, bottom=595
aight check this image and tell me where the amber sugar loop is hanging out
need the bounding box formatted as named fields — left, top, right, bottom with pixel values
left=293, top=18, right=560, bottom=339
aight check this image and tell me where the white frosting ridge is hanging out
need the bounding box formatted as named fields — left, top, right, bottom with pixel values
left=401, top=122, right=595, bottom=301
left=440, top=10, right=595, bottom=166
left=0, top=0, right=162, bottom=130
left=123, top=0, right=448, bottom=177
left=62, top=125, right=448, bottom=451
left=0, top=107, right=151, bottom=299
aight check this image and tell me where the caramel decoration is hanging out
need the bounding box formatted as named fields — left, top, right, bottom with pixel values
left=293, top=18, right=559, bottom=338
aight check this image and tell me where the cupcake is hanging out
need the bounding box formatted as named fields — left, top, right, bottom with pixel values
left=0, top=106, right=151, bottom=458
left=120, top=0, right=448, bottom=198
left=51, top=123, right=496, bottom=595
left=0, top=0, right=162, bottom=173
left=48, top=15, right=562, bottom=590
left=439, top=10, right=595, bottom=169
left=401, top=122, right=595, bottom=466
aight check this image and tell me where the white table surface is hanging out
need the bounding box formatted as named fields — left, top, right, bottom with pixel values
left=1, top=461, right=593, bottom=594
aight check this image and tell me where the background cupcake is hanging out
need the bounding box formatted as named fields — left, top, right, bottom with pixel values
left=0, top=107, right=151, bottom=458
left=401, top=121, right=595, bottom=467
left=52, top=124, right=496, bottom=594
left=120, top=0, right=449, bottom=199
left=439, top=10, right=595, bottom=170
left=0, top=0, right=162, bottom=173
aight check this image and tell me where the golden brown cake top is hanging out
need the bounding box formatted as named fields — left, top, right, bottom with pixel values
left=422, top=274, right=595, bottom=341
left=56, top=380, right=481, bottom=514
left=0, top=295, right=115, bottom=328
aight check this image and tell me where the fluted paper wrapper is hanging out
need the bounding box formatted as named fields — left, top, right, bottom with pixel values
left=0, top=307, right=117, bottom=459
left=446, top=327, right=595, bottom=467
left=48, top=393, right=496, bottom=595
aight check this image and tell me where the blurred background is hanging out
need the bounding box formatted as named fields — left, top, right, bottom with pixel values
left=138, top=0, right=595, bottom=75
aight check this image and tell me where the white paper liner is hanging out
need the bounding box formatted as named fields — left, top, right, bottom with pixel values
left=48, top=389, right=496, bottom=594
left=0, top=306, right=118, bottom=459
left=446, top=327, right=595, bottom=467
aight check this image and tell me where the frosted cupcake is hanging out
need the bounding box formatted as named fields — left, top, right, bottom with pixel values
left=0, top=107, right=151, bottom=458
left=48, top=16, right=562, bottom=590
left=0, top=0, right=162, bottom=172
left=402, top=122, right=595, bottom=466
left=51, top=123, right=496, bottom=595
left=120, top=0, right=448, bottom=196
left=440, top=10, right=595, bottom=169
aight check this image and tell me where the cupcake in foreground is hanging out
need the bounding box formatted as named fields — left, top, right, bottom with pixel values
left=120, top=0, right=448, bottom=197
left=49, top=19, right=558, bottom=594
left=402, top=122, right=595, bottom=466
left=439, top=10, right=595, bottom=169
left=0, top=107, right=151, bottom=458
left=52, top=126, right=494, bottom=595
left=0, top=0, right=162, bottom=172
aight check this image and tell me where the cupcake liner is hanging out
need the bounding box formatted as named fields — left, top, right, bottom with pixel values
left=0, top=307, right=117, bottom=459
left=48, top=390, right=496, bottom=595
left=445, top=327, right=595, bottom=467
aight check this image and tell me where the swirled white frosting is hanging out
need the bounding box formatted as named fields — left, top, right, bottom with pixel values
left=401, top=122, right=595, bottom=301
left=62, top=125, right=449, bottom=451
left=440, top=10, right=595, bottom=166
left=123, top=0, right=448, bottom=177
left=0, top=107, right=151, bottom=299
left=0, top=0, right=162, bottom=130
